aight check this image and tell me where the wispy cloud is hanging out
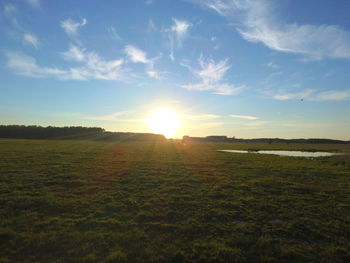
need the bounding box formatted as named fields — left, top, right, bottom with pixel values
left=265, top=61, right=279, bottom=69
left=61, top=18, right=87, bottom=36
left=26, top=0, right=40, bottom=8
left=145, top=69, right=161, bottom=79
left=272, top=89, right=350, bottom=101
left=3, top=3, right=20, bottom=27
left=125, top=45, right=151, bottom=64
left=182, top=55, right=244, bottom=95
left=4, top=51, right=67, bottom=78
left=171, top=18, right=191, bottom=45
left=230, top=114, right=258, bottom=120
left=3, top=3, right=17, bottom=16
left=108, top=26, right=122, bottom=41
left=323, top=70, right=334, bottom=79
left=243, top=121, right=267, bottom=127
left=62, top=45, right=86, bottom=61
left=61, top=45, right=125, bottom=80
left=273, top=89, right=314, bottom=101
left=189, top=0, right=350, bottom=60
left=182, top=113, right=260, bottom=121
left=5, top=45, right=125, bottom=81
left=23, top=33, right=40, bottom=48
left=167, top=18, right=192, bottom=60
left=182, top=113, right=222, bottom=120
left=199, top=122, right=225, bottom=128
left=125, top=45, right=163, bottom=79
left=312, top=90, right=350, bottom=101
left=146, top=64, right=165, bottom=79
left=5, top=42, right=163, bottom=81
left=147, top=19, right=157, bottom=33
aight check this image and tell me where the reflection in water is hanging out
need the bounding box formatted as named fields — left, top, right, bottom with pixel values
left=217, top=150, right=343, bottom=158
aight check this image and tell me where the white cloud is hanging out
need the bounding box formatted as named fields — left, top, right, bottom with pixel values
left=125, top=45, right=151, bottom=64
left=189, top=0, right=350, bottom=60
left=86, top=111, right=140, bottom=122
left=61, top=18, right=87, bottom=36
left=167, top=18, right=192, bottom=60
left=230, top=114, right=258, bottom=120
left=145, top=0, right=154, bottom=5
left=182, top=55, right=244, bottom=95
left=23, top=33, right=40, bottom=48
left=171, top=18, right=191, bottom=44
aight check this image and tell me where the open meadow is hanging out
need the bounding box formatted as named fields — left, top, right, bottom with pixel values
left=1, top=139, right=350, bottom=263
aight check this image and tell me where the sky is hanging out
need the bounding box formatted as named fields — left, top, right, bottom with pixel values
left=1, top=0, right=350, bottom=139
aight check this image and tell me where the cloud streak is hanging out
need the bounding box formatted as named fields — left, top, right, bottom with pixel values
left=86, top=111, right=142, bottom=122
left=181, top=113, right=222, bottom=120
left=272, top=89, right=350, bottom=101
left=230, top=114, right=258, bottom=120
left=189, top=0, right=350, bottom=60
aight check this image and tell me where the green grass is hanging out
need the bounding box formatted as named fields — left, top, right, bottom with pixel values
left=1, top=139, right=350, bottom=263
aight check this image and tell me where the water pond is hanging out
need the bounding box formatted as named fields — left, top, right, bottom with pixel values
left=217, top=150, right=343, bottom=158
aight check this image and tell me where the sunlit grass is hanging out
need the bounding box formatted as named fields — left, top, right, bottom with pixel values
left=0, top=139, right=350, bottom=262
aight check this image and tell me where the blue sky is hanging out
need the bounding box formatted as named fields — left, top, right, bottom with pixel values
left=1, top=0, right=350, bottom=139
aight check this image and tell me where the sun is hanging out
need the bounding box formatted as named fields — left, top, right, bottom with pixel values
left=147, top=108, right=180, bottom=138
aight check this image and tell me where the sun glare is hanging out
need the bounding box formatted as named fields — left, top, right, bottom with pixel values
left=147, top=108, right=180, bottom=138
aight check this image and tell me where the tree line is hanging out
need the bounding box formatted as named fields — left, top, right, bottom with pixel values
left=0, top=125, right=166, bottom=141
left=183, top=135, right=349, bottom=144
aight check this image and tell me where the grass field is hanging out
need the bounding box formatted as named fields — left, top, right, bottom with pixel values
left=1, top=139, right=350, bottom=263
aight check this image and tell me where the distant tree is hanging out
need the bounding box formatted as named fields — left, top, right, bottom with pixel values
left=0, top=125, right=166, bottom=142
